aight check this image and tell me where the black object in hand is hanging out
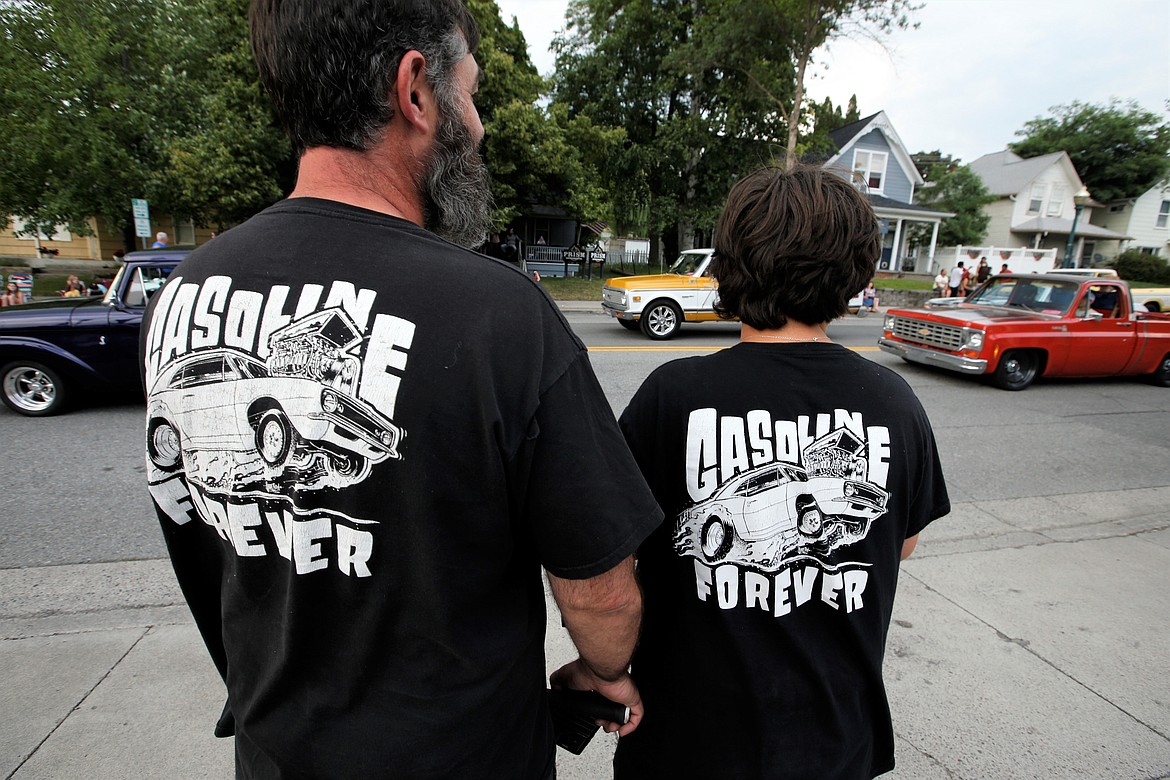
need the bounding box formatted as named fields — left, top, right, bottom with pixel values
left=548, top=688, right=631, bottom=755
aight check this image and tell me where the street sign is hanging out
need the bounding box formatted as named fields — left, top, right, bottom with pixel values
left=131, top=198, right=152, bottom=238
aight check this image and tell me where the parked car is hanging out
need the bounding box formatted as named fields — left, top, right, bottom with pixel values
left=879, top=274, right=1170, bottom=390
left=0, top=249, right=186, bottom=415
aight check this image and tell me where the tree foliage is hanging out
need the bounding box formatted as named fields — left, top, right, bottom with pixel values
left=552, top=0, right=798, bottom=256
left=0, top=0, right=290, bottom=237
left=1010, top=100, right=1170, bottom=203
left=912, top=164, right=994, bottom=247
left=550, top=0, right=915, bottom=258
left=802, top=94, right=861, bottom=159
left=1110, top=248, right=1170, bottom=284
left=910, top=149, right=959, bottom=180
left=470, top=0, right=619, bottom=230
left=780, top=0, right=919, bottom=166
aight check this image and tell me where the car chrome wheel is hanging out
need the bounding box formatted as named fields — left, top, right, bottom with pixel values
left=641, top=301, right=682, bottom=340
left=1, top=361, right=66, bottom=416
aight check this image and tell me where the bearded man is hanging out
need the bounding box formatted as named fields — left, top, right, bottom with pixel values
left=140, top=2, right=661, bottom=777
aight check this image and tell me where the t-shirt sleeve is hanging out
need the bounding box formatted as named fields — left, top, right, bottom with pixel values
left=519, top=352, right=663, bottom=579
left=906, top=401, right=950, bottom=538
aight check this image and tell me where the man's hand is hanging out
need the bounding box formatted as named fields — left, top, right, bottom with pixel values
left=547, top=555, right=643, bottom=736
left=550, top=658, right=643, bottom=737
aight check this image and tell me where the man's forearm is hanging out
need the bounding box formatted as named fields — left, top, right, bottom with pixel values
left=548, top=556, right=642, bottom=682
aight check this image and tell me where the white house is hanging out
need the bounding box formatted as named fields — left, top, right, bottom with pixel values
left=967, top=150, right=1130, bottom=266
left=820, top=111, right=953, bottom=273
left=1089, top=179, right=1170, bottom=260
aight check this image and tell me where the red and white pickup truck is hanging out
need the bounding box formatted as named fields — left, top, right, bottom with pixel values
left=878, top=274, right=1170, bottom=390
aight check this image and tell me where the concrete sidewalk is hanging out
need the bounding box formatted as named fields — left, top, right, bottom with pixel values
left=3, top=486, right=1169, bottom=779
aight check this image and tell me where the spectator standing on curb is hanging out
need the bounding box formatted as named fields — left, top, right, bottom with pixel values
left=948, top=261, right=965, bottom=297
left=140, top=2, right=661, bottom=777
left=613, top=165, right=949, bottom=779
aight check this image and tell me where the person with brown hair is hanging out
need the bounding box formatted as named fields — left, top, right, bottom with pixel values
left=1, top=281, right=25, bottom=306
left=141, top=1, right=659, bottom=777
left=614, top=165, right=949, bottom=779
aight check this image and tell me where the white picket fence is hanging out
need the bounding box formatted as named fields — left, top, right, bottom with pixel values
left=932, top=246, right=1060, bottom=275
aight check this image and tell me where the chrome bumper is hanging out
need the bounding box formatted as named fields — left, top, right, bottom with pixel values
left=602, top=303, right=636, bottom=320
left=878, top=337, right=987, bottom=375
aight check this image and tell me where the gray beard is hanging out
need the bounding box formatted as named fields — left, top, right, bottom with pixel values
left=421, top=109, right=493, bottom=249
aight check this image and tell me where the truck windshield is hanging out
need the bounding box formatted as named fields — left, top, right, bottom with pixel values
left=968, top=278, right=1080, bottom=315
left=669, top=252, right=710, bottom=277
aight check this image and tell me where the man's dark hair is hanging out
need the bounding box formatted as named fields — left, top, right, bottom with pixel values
left=249, top=0, right=480, bottom=153
left=712, top=165, right=881, bottom=328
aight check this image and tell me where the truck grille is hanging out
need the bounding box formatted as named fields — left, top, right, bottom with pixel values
left=602, top=287, right=625, bottom=307
left=889, top=317, right=964, bottom=350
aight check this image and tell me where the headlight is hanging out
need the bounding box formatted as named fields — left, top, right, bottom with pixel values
left=380, top=430, right=395, bottom=446
left=965, top=331, right=985, bottom=350
left=321, top=390, right=339, bottom=413
left=883, top=314, right=894, bottom=331
left=843, top=483, right=856, bottom=497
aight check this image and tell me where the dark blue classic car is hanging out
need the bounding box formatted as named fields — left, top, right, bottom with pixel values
left=0, top=249, right=187, bottom=415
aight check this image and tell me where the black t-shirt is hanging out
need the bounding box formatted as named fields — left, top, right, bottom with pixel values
left=614, top=342, right=949, bottom=780
left=140, top=198, right=662, bottom=779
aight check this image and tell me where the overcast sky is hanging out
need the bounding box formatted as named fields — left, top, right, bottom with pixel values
left=493, top=0, right=1169, bottom=164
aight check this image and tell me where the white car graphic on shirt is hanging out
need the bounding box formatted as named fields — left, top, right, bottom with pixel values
left=676, top=461, right=888, bottom=569
left=146, top=347, right=403, bottom=493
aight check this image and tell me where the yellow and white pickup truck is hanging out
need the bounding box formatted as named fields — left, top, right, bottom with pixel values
left=601, top=248, right=869, bottom=339
left=601, top=248, right=719, bottom=339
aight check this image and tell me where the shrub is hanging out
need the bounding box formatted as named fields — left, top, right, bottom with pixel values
left=1110, top=250, right=1170, bottom=283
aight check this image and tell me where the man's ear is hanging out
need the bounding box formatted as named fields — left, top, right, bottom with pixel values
left=393, top=50, right=434, bottom=134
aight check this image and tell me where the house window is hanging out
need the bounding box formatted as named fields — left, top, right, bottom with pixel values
left=1157, top=200, right=1169, bottom=228
left=852, top=150, right=887, bottom=192
left=1139, top=247, right=1158, bottom=255
left=1047, top=185, right=1065, bottom=216
left=1109, top=204, right=1127, bottom=213
left=11, top=217, right=72, bottom=242
left=1027, top=184, right=1045, bottom=214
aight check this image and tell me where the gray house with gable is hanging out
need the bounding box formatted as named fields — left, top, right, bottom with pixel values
left=817, top=111, right=952, bottom=273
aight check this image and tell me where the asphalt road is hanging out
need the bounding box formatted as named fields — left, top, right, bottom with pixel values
left=2, top=308, right=1167, bottom=569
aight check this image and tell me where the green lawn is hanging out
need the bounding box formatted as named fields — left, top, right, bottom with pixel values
left=539, top=275, right=607, bottom=301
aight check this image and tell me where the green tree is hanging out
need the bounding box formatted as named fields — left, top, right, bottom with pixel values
left=0, top=0, right=169, bottom=238
left=1010, top=100, right=1170, bottom=203
left=911, top=149, right=959, bottom=180
left=553, top=0, right=800, bottom=258
left=802, top=94, right=861, bottom=158
left=1110, top=248, right=1170, bottom=284
left=156, top=0, right=291, bottom=229
left=912, top=164, right=994, bottom=247
left=470, top=0, right=618, bottom=231
left=0, top=0, right=291, bottom=238
left=780, top=0, right=919, bottom=166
